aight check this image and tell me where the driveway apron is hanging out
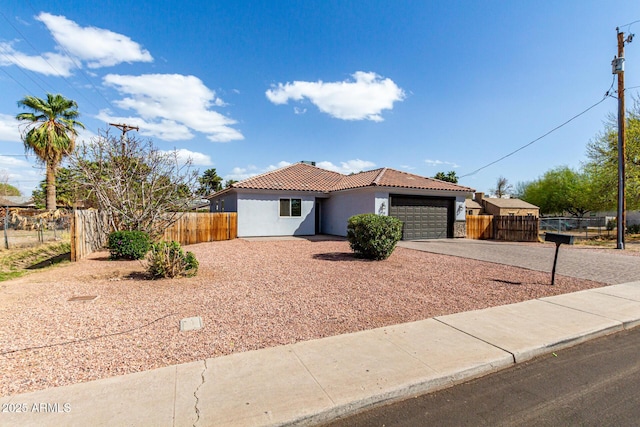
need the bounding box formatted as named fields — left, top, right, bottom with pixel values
left=398, top=239, right=640, bottom=285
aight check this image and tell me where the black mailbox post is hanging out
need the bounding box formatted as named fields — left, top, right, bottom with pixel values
left=545, top=233, right=575, bottom=285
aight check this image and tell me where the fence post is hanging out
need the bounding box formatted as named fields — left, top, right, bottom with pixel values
left=4, top=206, right=8, bottom=250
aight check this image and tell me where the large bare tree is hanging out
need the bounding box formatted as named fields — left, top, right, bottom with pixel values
left=68, top=131, right=199, bottom=236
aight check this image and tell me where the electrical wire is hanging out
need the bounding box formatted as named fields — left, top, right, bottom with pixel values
left=0, top=313, right=178, bottom=356
left=459, top=78, right=616, bottom=178
left=0, top=9, right=107, bottom=112
left=22, top=0, right=118, bottom=112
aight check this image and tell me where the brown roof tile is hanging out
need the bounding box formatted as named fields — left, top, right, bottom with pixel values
left=225, top=163, right=474, bottom=194
left=232, top=163, right=343, bottom=192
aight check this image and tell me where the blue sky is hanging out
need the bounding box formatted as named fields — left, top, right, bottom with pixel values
left=1, top=1, right=639, bottom=197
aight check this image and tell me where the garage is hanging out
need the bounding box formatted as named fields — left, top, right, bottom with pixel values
left=389, top=195, right=454, bottom=240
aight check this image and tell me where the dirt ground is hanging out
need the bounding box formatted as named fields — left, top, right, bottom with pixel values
left=0, top=238, right=607, bottom=397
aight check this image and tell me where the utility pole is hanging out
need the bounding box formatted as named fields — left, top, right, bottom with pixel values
left=613, top=29, right=634, bottom=250
left=108, top=123, right=139, bottom=155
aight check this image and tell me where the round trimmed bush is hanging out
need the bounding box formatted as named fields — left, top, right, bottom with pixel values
left=347, top=213, right=403, bottom=260
left=107, top=230, right=151, bottom=260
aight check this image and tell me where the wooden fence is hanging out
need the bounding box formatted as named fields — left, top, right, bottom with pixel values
left=71, top=211, right=237, bottom=261
left=71, top=209, right=110, bottom=261
left=163, top=212, right=237, bottom=245
left=466, top=215, right=539, bottom=242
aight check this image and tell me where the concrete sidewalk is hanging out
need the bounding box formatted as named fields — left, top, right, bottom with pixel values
left=2, top=282, right=640, bottom=427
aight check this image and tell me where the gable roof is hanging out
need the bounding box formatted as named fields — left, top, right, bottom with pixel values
left=483, top=197, right=539, bottom=209
left=213, top=162, right=473, bottom=196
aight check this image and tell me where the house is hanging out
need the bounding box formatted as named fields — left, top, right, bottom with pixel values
left=0, top=196, right=36, bottom=208
left=471, top=192, right=539, bottom=217
left=208, top=162, right=474, bottom=240
left=465, top=198, right=483, bottom=216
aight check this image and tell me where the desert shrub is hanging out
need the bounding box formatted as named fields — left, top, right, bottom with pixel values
left=347, top=213, right=403, bottom=260
left=107, top=231, right=151, bottom=260
left=627, top=223, right=640, bottom=234
left=146, top=240, right=198, bottom=278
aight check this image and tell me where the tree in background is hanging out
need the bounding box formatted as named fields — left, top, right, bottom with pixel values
left=490, top=176, right=513, bottom=198
left=68, top=131, right=199, bottom=236
left=196, top=168, right=223, bottom=196
left=584, top=99, right=640, bottom=211
left=31, top=167, right=96, bottom=209
left=224, top=179, right=238, bottom=188
left=519, top=166, right=601, bottom=218
left=0, top=183, right=20, bottom=197
left=16, top=93, right=85, bottom=210
left=434, top=171, right=458, bottom=183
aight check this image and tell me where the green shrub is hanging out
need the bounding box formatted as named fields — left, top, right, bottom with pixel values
left=606, top=218, right=617, bottom=231
left=146, top=240, right=199, bottom=279
left=107, top=231, right=151, bottom=260
left=347, top=213, right=403, bottom=260
left=627, top=223, right=640, bottom=234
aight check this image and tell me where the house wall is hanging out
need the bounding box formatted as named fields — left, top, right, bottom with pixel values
left=322, top=189, right=376, bottom=236
left=236, top=193, right=316, bottom=237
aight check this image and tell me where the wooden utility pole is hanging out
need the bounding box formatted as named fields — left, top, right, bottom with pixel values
left=614, top=29, right=634, bottom=249
left=616, top=28, right=626, bottom=250
left=108, top=123, right=139, bottom=155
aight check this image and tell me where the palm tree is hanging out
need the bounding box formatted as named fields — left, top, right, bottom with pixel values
left=16, top=93, right=85, bottom=210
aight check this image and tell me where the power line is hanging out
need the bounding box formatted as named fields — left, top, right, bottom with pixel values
left=0, top=9, right=107, bottom=112
left=22, top=0, right=118, bottom=112
left=459, top=80, right=615, bottom=178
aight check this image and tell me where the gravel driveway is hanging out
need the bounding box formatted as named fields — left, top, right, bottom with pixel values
left=0, top=238, right=606, bottom=397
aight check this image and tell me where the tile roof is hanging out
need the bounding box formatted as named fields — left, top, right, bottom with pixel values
left=483, top=197, right=539, bottom=209
left=223, top=162, right=474, bottom=194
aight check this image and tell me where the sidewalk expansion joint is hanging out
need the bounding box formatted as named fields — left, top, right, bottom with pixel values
left=291, top=348, right=336, bottom=405
left=193, top=359, right=207, bottom=427
left=433, top=318, right=517, bottom=364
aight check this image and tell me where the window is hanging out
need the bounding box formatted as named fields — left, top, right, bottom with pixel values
left=280, top=198, right=302, bottom=217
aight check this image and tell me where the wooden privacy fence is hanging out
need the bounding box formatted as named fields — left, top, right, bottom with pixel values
left=71, top=211, right=237, bottom=261
left=71, top=209, right=110, bottom=261
left=163, top=212, right=237, bottom=245
left=466, top=215, right=539, bottom=242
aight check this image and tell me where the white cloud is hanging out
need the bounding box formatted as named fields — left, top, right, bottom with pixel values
left=0, top=42, right=75, bottom=76
left=36, top=12, right=153, bottom=68
left=400, top=165, right=416, bottom=170
left=266, top=161, right=292, bottom=171
left=266, top=71, right=405, bottom=121
left=102, top=73, right=244, bottom=142
left=161, top=148, right=213, bottom=166
left=316, top=159, right=376, bottom=174
left=425, top=159, right=460, bottom=168
left=0, top=114, right=22, bottom=142
left=224, top=162, right=290, bottom=181
left=0, top=13, right=152, bottom=76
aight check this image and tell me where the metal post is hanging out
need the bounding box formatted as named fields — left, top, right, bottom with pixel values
left=551, top=242, right=561, bottom=286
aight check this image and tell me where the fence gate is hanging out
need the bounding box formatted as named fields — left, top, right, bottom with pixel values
left=466, top=215, right=539, bottom=242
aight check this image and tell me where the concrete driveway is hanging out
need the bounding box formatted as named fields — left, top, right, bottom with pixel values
left=398, top=239, right=640, bottom=285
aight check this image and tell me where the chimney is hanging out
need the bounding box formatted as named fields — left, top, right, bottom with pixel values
left=474, top=192, right=484, bottom=203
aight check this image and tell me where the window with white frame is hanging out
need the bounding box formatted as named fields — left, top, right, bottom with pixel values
left=280, top=198, right=302, bottom=217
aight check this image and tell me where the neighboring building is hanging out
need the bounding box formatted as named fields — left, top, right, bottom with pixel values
left=0, top=196, right=36, bottom=208
left=465, top=198, right=483, bottom=216
left=473, top=192, right=539, bottom=217
left=208, top=162, right=474, bottom=240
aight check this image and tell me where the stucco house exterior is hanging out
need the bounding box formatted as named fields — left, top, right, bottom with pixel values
left=208, top=162, right=474, bottom=240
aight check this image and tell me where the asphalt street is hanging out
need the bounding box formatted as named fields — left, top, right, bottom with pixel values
left=322, top=326, right=640, bottom=427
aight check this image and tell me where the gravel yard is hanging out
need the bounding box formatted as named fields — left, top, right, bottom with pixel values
left=0, top=238, right=606, bottom=397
